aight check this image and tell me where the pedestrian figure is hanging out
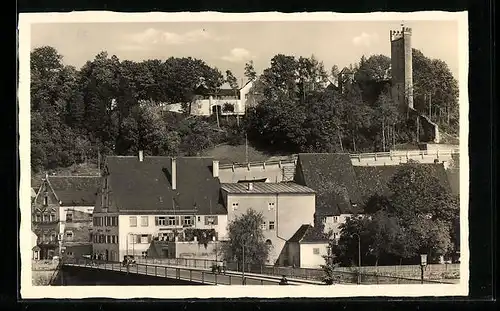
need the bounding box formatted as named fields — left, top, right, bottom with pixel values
left=279, top=275, right=289, bottom=285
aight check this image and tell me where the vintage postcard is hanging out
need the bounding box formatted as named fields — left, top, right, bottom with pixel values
left=19, top=11, right=469, bottom=299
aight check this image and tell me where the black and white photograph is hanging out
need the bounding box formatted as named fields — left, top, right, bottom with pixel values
left=19, top=11, right=469, bottom=298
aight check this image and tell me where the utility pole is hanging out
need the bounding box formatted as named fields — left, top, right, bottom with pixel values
left=245, top=133, right=249, bottom=163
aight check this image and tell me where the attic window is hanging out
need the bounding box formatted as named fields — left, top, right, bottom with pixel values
left=43, top=195, right=48, bottom=206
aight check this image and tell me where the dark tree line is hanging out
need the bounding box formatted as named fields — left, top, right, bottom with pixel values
left=31, top=46, right=459, bottom=173
left=330, top=161, right=459, bottom=267
left=244, top=52, right=459, bottom=154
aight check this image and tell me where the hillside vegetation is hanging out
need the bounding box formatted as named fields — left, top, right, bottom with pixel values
left=31, top=47, right=459, bottom=175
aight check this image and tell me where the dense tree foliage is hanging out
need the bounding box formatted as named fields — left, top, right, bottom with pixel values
left=31, top=46, right=459, bottom=173
left=221, top=209, right=271, bottom=266
left=332, top=161, right=459, bottom=267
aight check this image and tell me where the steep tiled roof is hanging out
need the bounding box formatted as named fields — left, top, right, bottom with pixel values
left=288, top=224, right=329, bottom=243
left=47, top=176, right=101, bottom=206
left=103, top=156, right=226, bottom=215
left=288, top=224, right=312, bottom=243
left=295, top=153, right=361, bottom=216
left=221, top=182, right=315, bottom=194
left=301, top=226, right=330, bottom=243
left=354, top=163, right=453, bottom=202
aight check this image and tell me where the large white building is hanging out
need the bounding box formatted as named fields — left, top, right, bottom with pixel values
left=220, top=182, right=316, bottom=265
left=92, top=153, right=228, bottom=261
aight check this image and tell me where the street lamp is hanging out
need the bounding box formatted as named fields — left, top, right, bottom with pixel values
left=352, top=233, right=361, bottom=284
left=242, top=233, right=254, bottom=285
left=420, top=254, right=428, bottom=284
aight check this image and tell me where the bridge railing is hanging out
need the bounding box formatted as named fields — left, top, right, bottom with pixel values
left=63, top=258, right=317, bottom=285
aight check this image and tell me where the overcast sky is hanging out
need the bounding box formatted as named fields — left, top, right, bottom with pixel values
left=31, top=20, right=459, bottom=82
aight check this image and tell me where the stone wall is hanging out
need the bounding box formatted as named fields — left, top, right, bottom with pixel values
left=32, top=259, right=59, bottom=286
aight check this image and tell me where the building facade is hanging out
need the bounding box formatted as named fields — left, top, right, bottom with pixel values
left=92, top=153, right=228, bottom=261
left=220, top=182, right=316, bottom=265
left=189, top=80, right=254, bottom=116
left=32, top=175, right=100, bottom=260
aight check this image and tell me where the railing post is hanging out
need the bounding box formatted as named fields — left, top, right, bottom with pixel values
left=202, top=271, right=205, bottom=283
left=229, top=275, right=231, bottom=285
left=190, top=269, right=192, bottom=281
left=145, top=264, right=148, bottom=275
left=165, top=266, right=167, bottom=277
left=137, top=263, right=139, bottom=274
left=155, top=265, right=157, bottom=277
left=215, top=271, right=217, bottom=285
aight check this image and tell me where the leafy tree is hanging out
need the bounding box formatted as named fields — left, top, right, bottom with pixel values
left=244, top=60, right=257, bottom=81
left=259, top=54, right=299, bottom=101
left=412, top=49, right=459, bottom=134
left=225, top=69, right=239, bottom=98
left=355, top=54, right=391, bottom=82
left=330, top=65, right=340, bottom=85
left=222, top=209, right=271, bottom=266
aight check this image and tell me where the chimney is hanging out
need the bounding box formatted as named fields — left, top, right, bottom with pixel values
left=171, top=157, right=177, bottom=190
left=212, top=160, right=219, bottom=178
left=138, top=150, right=144, bottom=162
left=247, top=182, right=253, bottom=191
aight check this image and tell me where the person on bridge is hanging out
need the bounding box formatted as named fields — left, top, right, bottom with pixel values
left=279, top=275, right=289, bottom=285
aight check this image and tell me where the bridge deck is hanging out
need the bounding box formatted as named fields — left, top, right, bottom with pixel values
left=63, top=260, right=324, bottom=286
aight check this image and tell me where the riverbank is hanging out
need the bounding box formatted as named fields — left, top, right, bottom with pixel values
left=32, top=259, right=59, bottom=286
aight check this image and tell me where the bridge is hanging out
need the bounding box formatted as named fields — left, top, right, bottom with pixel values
left=58, top=259, right=324, bottom=286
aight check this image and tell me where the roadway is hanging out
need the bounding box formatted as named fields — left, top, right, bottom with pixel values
left=64, top=261, right=323, bottom=285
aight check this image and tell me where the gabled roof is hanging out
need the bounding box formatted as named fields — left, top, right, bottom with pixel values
left=36, top=176, right=101, bottom=207
left=221, top=182, right=315, bottom=194
left=49, top=176, right=101, bottom=206
left=101, top=156, right=226, bottom=215
left=295, top=153, right=361, bottom=216
left=353, top=163, right=453, bottom=201
left=288, top=224, right=312, bottom=243
left=288, top=224, right=329, bottom=244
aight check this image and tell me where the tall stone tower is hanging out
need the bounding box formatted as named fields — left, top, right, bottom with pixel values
left=390, top=26, right=413, bottom=110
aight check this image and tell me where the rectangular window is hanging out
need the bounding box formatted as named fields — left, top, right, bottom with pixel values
left=183, top=216, right=193, bottom=226
left=66, top=212, right=73, bottom=223
left=140, top=216, right=149, bottom=227
left=114, top=216, right=118, bottom=226
left=268, top=202, right=275, bottom=210
left=197, top=216, right=201, bottom=222
left=140, top=234, right=149, bottom=244
left=50, top=213, right=56, bottom=222
left=50, top=233, right=56, bottom=242
left=42, top=213, right=48, bottom=222
left=129, top=216, right=137, bottom=227
left=269, top=221, right=275, bottom=230
left=313, top=248, right=320, bottom=255
left=333, top=216, right=339, bottom=223
left=43, top=195, right=48, bottom=206
left=65, top=231, right=73, bottom=239
left=333, top=233, right=338, bottom=240
left=260, top=222, right=267, bottom=230
left=167, top=216, right=177, bottom=226
left=156, top=216, right=166, bottom=226
left=35, top=214, right=41, bottom=222
left=205, top=216, right=218, bottom=225
left=232, top=202, right=239, bottom=211
left=105, top=216, right=110, bottom=226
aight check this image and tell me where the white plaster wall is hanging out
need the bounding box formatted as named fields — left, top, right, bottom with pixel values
left=225, top=193, right=315, bottom=264
left=299, top=243, right=329, bottom=269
